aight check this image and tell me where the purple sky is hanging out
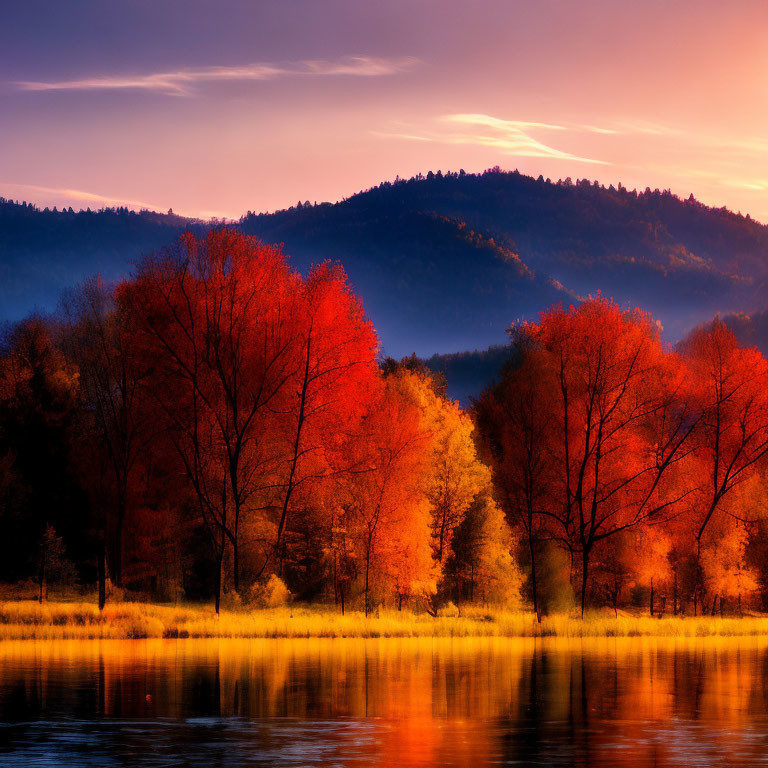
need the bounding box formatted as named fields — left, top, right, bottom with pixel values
left=3, top=0, right=768, bottom=220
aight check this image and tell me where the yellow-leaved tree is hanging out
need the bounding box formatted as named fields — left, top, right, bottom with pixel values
left=697, top=473, right=765, bottom=615
left=389, top=363, right=488, bottom=565
left=335, top=370, right=438, bottom=614
left=631, top=526, right=674, bottom=615
left=444, top=490, right=522, bottom=608
left=700, top=522, right=758, bottom=615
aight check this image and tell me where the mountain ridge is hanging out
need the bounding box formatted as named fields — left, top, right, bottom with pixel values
left=3, top=169, right=768, bottom=359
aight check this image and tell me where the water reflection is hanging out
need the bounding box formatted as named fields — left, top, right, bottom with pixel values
left=1, top=637, right=768, bottom=766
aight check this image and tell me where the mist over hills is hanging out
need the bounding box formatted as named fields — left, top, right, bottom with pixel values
left=3, top=169, right=768, bottom=376
left=240, top=203, right=574, bottom=357
left=0, top=201, right=192, bottom=321
left=423, top=345, right=515, bottom=405
left=719, top=310, right=768, bottom=354
left=241, top=170, right=768, bottom=349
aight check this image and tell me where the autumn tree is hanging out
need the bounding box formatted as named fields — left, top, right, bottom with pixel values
left=321, top=493, right=357, bottom=613
left=681, top=319, right=768, bottom=613
left=268, top=262, right=378, bottom=572
left=36, top=524, right=76, bottom=603
left=446, top=490, right=522, bottom=608
left=590, top=533, right=634, bottom=617
left=700, top=520, right=758, bottom=615
left=509, top=299, right=698, bottom=616
left=631, top=525, right=673, bottom=615
left=61, top=277, right=151, bottom=592
left=386, top=359, right=486, bottom=566
left=335, top=371, right=434, bottom=615
left=0, top=317, right=88, bottom=590
left=475, top=333, right=554, bottom=618
left=120, top=230, right=303, bottom=611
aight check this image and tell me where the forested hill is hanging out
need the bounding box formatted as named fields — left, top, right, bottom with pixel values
left=0, top=200, right=195, bottom=320
left=4, top=170, right=768, bottom=359
left=719, top=310, right=768, bottom=357
left=424, top=345, right=514, bottom=406
left=240, top=170, right=768, bottom=355
left=244, top=206, right=574, bottom=357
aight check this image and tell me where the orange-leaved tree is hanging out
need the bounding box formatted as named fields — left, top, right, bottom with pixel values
left=335, top=370, right=434, bottom=615
left=120, top=230, right=303, bottom=612
left=445, top=489, right=522, bottom=609
left=268, top=262, right=379, bottom=575
left=681, top=319, right=768, bottom=613
left=518, top=298, right=698, bottom=616
left=475, top=331, right=556, bottom=619
left=387, top=362, right=487, bottom=566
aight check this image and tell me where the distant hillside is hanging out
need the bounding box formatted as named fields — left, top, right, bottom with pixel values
left=243, top=207, right=574, bottom=356
left=240, top=170, right=768, bottom=353
left=0, top=200, right=195, bottom=320
left=719, top=310, right=768, bottom=356
left=424, top=345, right=514, bottom=405
left=4, top=170, right=768, bottom=358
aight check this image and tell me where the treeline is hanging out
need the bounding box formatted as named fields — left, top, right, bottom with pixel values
left=4, top=229, right=768, bottom=618
left=424, top=345, right=514, bottom=405
left=0, top=197, right=192, bottom=250
left=0, top=230, right=518, bottom=614
left=0, top=197, right=196, bottom=326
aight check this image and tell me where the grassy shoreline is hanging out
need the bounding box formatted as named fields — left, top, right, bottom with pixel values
left=3, top=600, right=768, bottom=639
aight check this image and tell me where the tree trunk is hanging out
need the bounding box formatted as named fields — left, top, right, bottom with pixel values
left=340, top=585, right=345, bottom=616
left=98, top=540, right=107, bottom=611
left=650, top=577, right=654, bottom=617
left=214, top=528, right=225, bottom=615
left=333, top=552, right=339, bottom=608
left=711, top=594, right=718, bottom=617
left=673, top=570, right=678, bottom=616
left=364, top=547, right=371, bottom=618
left=214, top=555, right=222, bottom=615
left=113, top=495, right=125, bottom=588
left=274, top=327, right=312, bottom=557
left=232, top=538, right=239, bottom=594
left=38, top=545, right=47, bottom=605
left=528, top=533, right=541, bottom=622
left=581, top=549, right=590, bottom=619
left=693, top=537, right=703, bottom=617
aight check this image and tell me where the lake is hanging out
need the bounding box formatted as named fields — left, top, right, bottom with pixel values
left=0, top=636, right=767, bottom=766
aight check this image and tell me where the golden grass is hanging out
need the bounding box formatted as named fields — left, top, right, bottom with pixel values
left=2, top=600, right=768, bottom=640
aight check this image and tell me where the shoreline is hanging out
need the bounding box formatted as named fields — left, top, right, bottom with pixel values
left=3, top=600, right=768, bottom=640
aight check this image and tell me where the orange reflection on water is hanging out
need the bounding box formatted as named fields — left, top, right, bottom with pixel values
left=1, top=637, right=768, bottom=766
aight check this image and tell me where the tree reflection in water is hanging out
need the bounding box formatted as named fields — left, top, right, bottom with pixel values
left=0, top=637, right=767, bottom=766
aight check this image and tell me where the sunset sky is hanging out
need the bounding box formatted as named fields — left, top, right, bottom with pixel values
left=3, top=0, right=768, bottom=220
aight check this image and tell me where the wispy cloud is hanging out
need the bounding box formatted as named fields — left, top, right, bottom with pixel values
left=721, top=177, right=768, bottom=192
left=443, top=114, right=568, bottom=133
left=375, top=113, right=609, bottom=164
left=1, top=182, right=162, bottom=211
left=615, top=120, right=683, bottom=137
left=578, top=124, right=619, bottom=135
left=15, top=55, right=418, bottom=95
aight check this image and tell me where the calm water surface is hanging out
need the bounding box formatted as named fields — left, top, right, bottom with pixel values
left=1, top=636, right=768, bottom=766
